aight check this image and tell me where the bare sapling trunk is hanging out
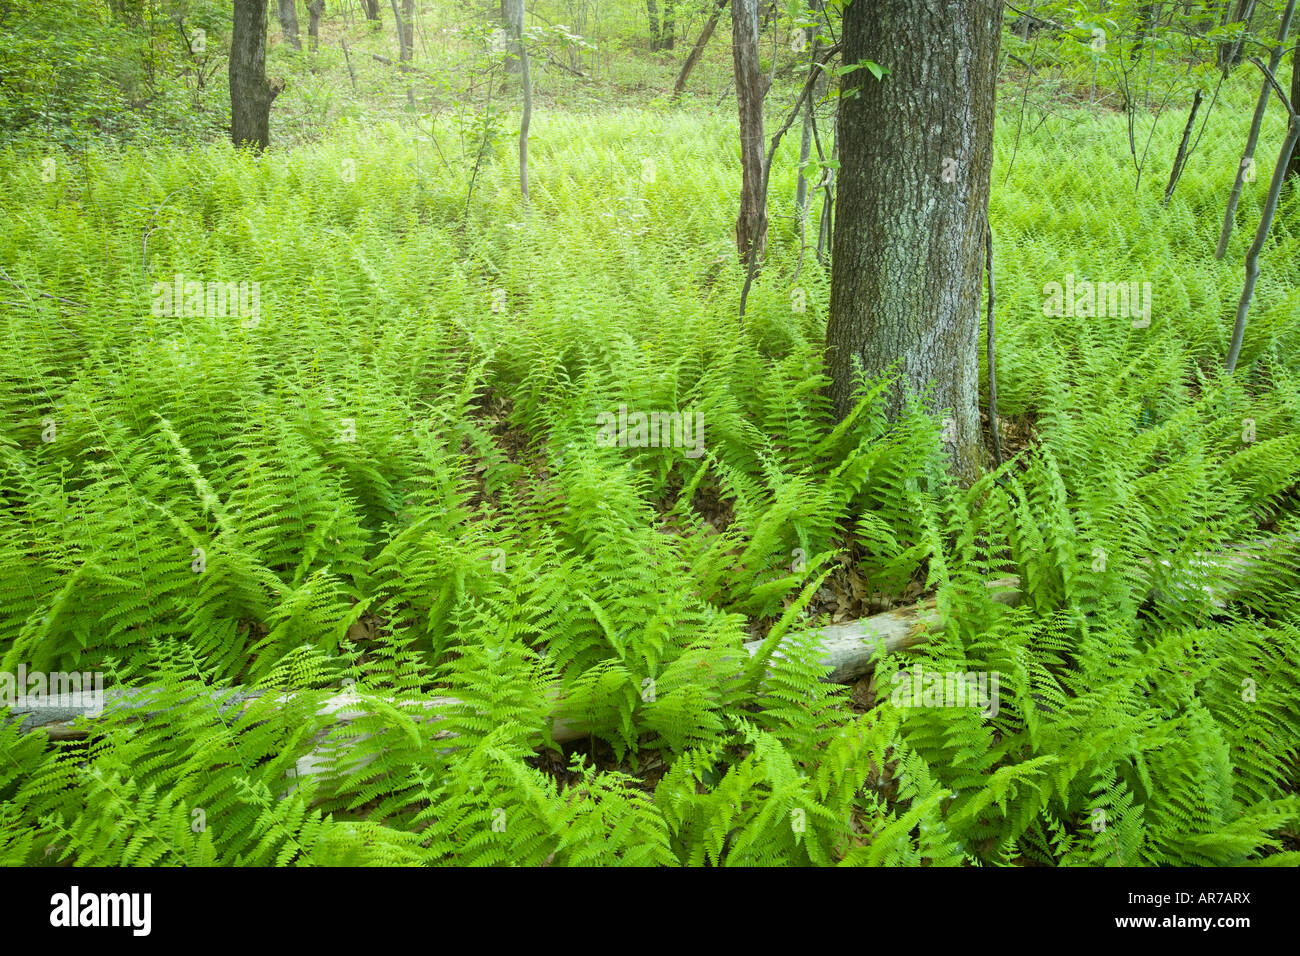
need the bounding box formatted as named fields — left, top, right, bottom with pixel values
left=515, top=0, right=532, bottom=202
left=825, top=0, right=1001, bottom=483
left=672, top=0, right=726, bottom=99
left=1216, top=0, right=1296, bottom=258
left=816, top=110, right=836, bottom=267
left=1225, top=59, right=1300, bottom=372
left=1217, top=0, right=1257, bottom=73
left=390, top=0, right=414, bottom=105
left=1163, top=88, right=1204, bottom=205
left=732, top=0, right=768, bottom=263
left=502, top=0, right=524, bottom=73
left=1290, top=43, right=1300, bottom=182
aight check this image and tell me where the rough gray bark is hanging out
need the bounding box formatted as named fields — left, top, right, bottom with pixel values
left=825, top=0, right=1001, bottom=483
left=308, top=0, right=325, bottom=51
left=672, top=0, right=726, bottom=99
left=278, top=0, right=301, bottom=49
left=363, top=0, right=380, bottom=21
left=732, top=0, right=768, bottom=262
left=230, top=0, right=283, bottom=153
left=1215, top=0, right=1296, bottom=259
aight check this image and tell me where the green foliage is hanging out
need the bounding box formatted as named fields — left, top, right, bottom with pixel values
left=0, top=0, right=229, bottom=146
left=0, top=7, right=1298, bottom=866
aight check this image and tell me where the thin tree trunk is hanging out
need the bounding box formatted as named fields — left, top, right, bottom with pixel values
left=1217, top=0, right=1256, bottom=73
left=1225, top=62, right=1300, bottom=372
left=1290, top=44, right=1300, bottom=181
left=672, top=0, right=726, bottom=100
left=647, top=0, right=662, bottom=48
left=341, top=35, right=357, bottom=88
left=278, top=0, right=301, bottom=49
left=985, top=216, right=1002, bottom=468
left=739, top=38, right=840, bottom=317
left=230, top=0, right=283, bottom=153
left=1163, top=88, right=1203, bottom=205
left=390, top=0, right=414, bottom=105
left=517, top=7, right=532, bottom=202
left=825, top=0, right=1001, bottom=483
left=308, top=0, right=325, bottom=51
left=502, top=0, right=523, bottom=73
left=1132, top=2, right=1157, bottom=64
left=796, top=99, right=814, bottom=218
left=732, top=0, right=768, bottom=263
left=1215, top=0, right=1296, bottom=259
left=816, top=111, right=836, bottom=266
left=662, top=0, right=676, bottom=50
left=795, top=8, right=826, bottom=223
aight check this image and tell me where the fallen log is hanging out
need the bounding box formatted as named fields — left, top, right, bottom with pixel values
left=9, top=529, right=1296, bottom=790
left=9, top=576, right=1024, bottom=746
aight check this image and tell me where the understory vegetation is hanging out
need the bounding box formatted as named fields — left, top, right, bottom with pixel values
left=1, top=0, right=1299, bottom=866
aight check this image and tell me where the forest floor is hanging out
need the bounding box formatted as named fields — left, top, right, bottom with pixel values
left=1, top=21, right=1299, bottom=865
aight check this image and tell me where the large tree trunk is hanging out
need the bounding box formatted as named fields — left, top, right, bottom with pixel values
left=825, top=0, right=1001, bottom=483
left=230, top=0, right=283, bottom=153
left=363, top=0, right=380, bottom=21
left=672, top=0, right=726, bottom=99
left=278, top=0, right=301, bottom=49
left=732, top=0, right=768, bottom=263
left=308, top=0, right=325, bottom=51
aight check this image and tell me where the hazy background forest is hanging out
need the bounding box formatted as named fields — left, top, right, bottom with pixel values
left=0, top=0, right=1298, bottom=869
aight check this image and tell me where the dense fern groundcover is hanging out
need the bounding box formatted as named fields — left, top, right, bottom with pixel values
left=1, top=96, right=1299, bottom=865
